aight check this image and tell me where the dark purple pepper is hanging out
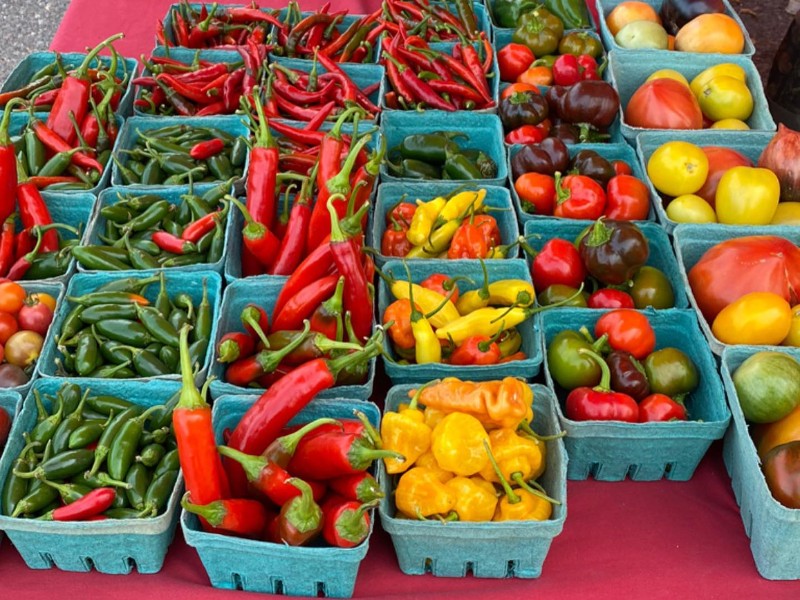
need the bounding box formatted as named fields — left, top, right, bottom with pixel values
left=606, top=351, right=651, bottom=401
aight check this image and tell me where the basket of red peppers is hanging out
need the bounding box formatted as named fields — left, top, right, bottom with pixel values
left=522, top=218, right=688, bottom=309
left=542, top=307, right=730, bottom=481
left=180, top=320, right=388, bottom=596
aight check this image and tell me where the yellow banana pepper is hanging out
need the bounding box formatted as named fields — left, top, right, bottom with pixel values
left=431, top=412, right=490, bottom=476
left=445, top=476, right=498, bottom=522
left=406, top=279, right=442, bottom=364
left=434, top=306, right=531, bottom=344
left=478, top=428, right=545, bottom=483
left=382, top=386, right=433, bottom=475
left=390, top=280, right=460, bottom=328
left=414, top=451, right=453, bottom=482
left=438, top=189, right=486, bottom=222
left=395, top=467, right=456, bottom=518
left=457, top=280, right=536, bottom=314
left=407, top=196, right=446, bottom=246
left=406, top=219, right=462, bottom=258
left=455, top=259, right=491, bottom=315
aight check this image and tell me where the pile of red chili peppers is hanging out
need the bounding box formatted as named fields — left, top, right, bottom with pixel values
left=177, top=320, right=391, bottom=547
left=381, top=0, right=484, bottom=42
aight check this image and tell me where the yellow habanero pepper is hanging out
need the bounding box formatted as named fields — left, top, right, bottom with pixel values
left=484, top=440, right=559, bottom=522
left=438, top=189, right=486, bottom=222
left=431, top=412, right=490, bottom=476
left=395, top=467, right=456, bottom=518
left=478, top=428, right=545, bottom=484
left=407, top=196, right=447, bottom=246
left=390, top=281, right=460, bottom=329
left=381, top=386, right=433, bottom=475
left=445, top=476, right=498, bottom=522
left=423, top=405, right=446, bottom=430
left=407, top=280, right=442, bottom=364
left=413, top=377, right=533, bottom=429
left=415, top=451, right=453, bottom=482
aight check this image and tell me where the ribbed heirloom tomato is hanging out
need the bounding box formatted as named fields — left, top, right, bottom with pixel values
left=625, top=78, right=703, bottom=131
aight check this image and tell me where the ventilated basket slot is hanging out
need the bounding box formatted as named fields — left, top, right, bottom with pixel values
left=38, top=553, right=56, bottom=568
left=626, top=464, right=640, bottom=479
left=81, top=556, right=95, bottom=571
left=423, top=558, right=434, bottom=574
left=464, top=561, right=475, bottom=577
left=589, top=462, right=603, bottom=478
left=315, top=581, right=327, bottom=597
left=124, top=557, right=138, bottom=573
left=231, top=572, right=244, bottom=591
left=506, top=560, right=518, bottom=577
left=272, top=578, right=284, bottom=595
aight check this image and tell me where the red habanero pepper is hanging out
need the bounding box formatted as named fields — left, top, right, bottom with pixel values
left=216, top=331, right=255, bottom=364
left=328, top=472, right=383, bottom=503
left=0, top=215, right=15, bottom=277
left=174, top=327, right=230, bottom=524
left=0, top=101, right=23, bottom=223
left=276, top=479, right=324, bottom=546
left=529, top=237, right=587, bottom=291
left=270, top=176, right=313, bottom=276
left=189, top=138, right=225, bottom=160
left=587, top=288, right=636, bottom=309
left=382, top=218, right=412, bottom=258
left=553, top=173, right=607, bottom=221
left=305, top=107, right=366, bottom=250
left=565, top=349, right=640, bottom=422
left=420, top=273, right=463, bottom=303
left=638, top=394, right=688, bottom=423
left=47, top=33, right=123, bottom=145
left=327, top=198, right=373, bottom=343
left=229, top=197, right=280, bottom=271
left=181, top=494, right=269, bottom=538
left=309, top=276, right=345, bottom=341
left=471, top=214, right=501, bottom=247
left=288, top=429, right=402, bottom=481
left=246, top=88, right=279, bottom=230
left=152, top=230, right=195, bottom=255
left=225, top=336, right=383, bottom=491
left=322, top=496, right=377, bottom=548
left=272, top=274, right=340, bottom=332
left=447, top=222, right=490, bottom=259
left=40, top=487, right=116, bottom=521
left=449, top=329, right=504, bottom=366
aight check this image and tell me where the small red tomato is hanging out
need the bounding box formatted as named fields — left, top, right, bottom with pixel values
left=587, top=289, right=636, bottom=309
left=17, top=301, right=54, bottom=337
left=638, top=393, right=688, bottom=422
left=595, top=309, right=656, bottom=359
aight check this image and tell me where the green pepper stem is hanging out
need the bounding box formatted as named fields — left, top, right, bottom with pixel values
left=241, top=305, right=270, bottom=349
left=517, top=419, right=566, bottom=442
left=177, top=325, right=206, bottom=410
left=327, top=135, right=371, bottom=196
left=578, top=348, right=612, bottom=392
left=408, top=380, right=438, bottom=411
left=76, top=33, right=124, bottom=79
left=249, top=86, right=275, bottom=149
left=584, top=217, right=612, bottom=248
left=0, top=98, right=26, bottom=144
left=511, top=473, right=561, bottom=505
left=217, top=445, right=268, bottom=483
left=483, top=439, right=519, bottom=504
left=181, top=492, right=227, bottom=527
left=353, top=411, right=382, bottom=448
left=285, top=478, right=322, bottom=534
left=274, top=418, right=342, bottom=456
left=327, top=194, right=349, bottom=243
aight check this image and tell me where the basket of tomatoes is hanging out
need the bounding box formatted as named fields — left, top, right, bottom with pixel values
left=542, top=307, right=729, bottom=480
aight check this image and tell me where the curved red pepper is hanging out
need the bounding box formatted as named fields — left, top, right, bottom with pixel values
left=270, top=176, right=313, bottom=276
left=216, top=331, right=255, bottom=364
left=272, top=274, right=340, bottom=333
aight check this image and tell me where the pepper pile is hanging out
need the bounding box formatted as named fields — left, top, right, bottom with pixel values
left=380, top=189, right=509, bottom=259
left=498, top=31, right=603, bottom=85
left=178, top=325, right=389, bottom=546
left=381, top=0, right=485, bottom=42
left=158, top=0, right=282, bottom=48
left=386, top=132, right=497, bottom=181
left=493, top=0, right=591, bottom=30
left=72, top=185, right=229, bottom=271
left=3, top=382, right=179, bottom=520
left=113, top=123, right=247, bottom=186
left=382, top=267, right=539, bottom=365
left=133, top=49, right=263, bottom=117
left=548, top=309, right=699, bottom=422
left=271, top=2, right=382, bottom=63
left=381, top=32, right=495, bottom=111
left=526, top=218, right=676, bottom=309
left=384, top=377, right=561, bottom=522
left=512, top=141, right=651, bottom=220
left=237, top=95, right=381, bottom=278
left=263, top=55, right=381, bottom=123
left=0, top=213, right=81, bottom=282
left=54, top=273, right=213, bottom=379
left=0, top=282, right=57, bottom=389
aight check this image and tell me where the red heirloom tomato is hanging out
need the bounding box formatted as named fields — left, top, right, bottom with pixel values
left=595, top=309, right=656, bottom=359
left=625, top=78, right=703, bottom=130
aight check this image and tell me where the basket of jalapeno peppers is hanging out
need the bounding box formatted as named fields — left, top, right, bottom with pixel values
left=73, top=183, right=231, bottom=274
left=0, top=379, right=182, bottom=573
left=542, top=307, right=730, bottom=481
left=522, top=218, right=689, bottom=310
left=38, top=270, right=222, bottom=381
left=111, top=116, right=248, bottom=187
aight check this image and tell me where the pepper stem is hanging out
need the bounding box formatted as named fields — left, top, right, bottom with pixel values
left=181, top=492, right=227, bottom=527
left=76, top=33, right=124, bottom=78
left=0, top=98, right=26, bottom=145
left=217, top=445, right=268, bottom=483
left=511, top=473, right=561, bottom=505
left=285, top=478, right=323, bottom=533
left=336, top=500, right=380, bottom=543
left=584, top=217, right=612, bottom=248
left=273, top=417, right=341, bottom=457
left=348, top=436, right=404, bottom=470
left=177, top=325, right=207, bottom=409
left=407, top=380, right=438, bottom=411
left=327, top=193, right=349, bottom=243
left=249, top=86, right=275, bottom=149
left=517, top=419, right=566, bottom=442
left=483, top=439, right=519, bottom=504
left=578, top=348, right=612, bottom=392
left=326, top=134, right=371, bottom=196
left=353, top=410, right=382, bottom=448
left=327, top=328, right=384, bottom=379
left=241, top=305, right=270, bottom=349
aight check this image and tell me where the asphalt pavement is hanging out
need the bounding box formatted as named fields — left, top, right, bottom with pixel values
left=0, top=0, right=70, bottom=82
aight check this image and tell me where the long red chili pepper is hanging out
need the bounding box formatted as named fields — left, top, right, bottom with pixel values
left=216, top=331, right=256, bottom=364
left=30, top=118, right=104, bottom=173
left=272, top=243, right=335, bottom=318
left=189, top=138, right=225, bottom=160
left=13, top=229, right=33, bottom=262
left=181, top=494, right=269, bottom=538
left=174, top=327, right=230, bottom=530
left=47, top=33, right=123, bottom=145
left=181, top=209, right=222, bottom=244
left=269, top=175, right=313, bottom=276
left=152, top=231, right=194, bottom=255
left=269, top=119, right=330, bottom=146
left=287, top=429, right=401, bottom=480
left=327, top=197, right=373, bottom=343
left=321, top=496, right=377, bottom=548
left=246, top=88, right=279, bottom=231
left=42, top=488, right=116, bottom=522
left=17, top=161, right=57, bottom=253
left=272, top=274, right=340, bottom=332
left=0, top=215, right=15, bottom=277
left=381, top=51, right=455, bottom=111
left=328, top=472, right=383, bottom=503
left=0, top=99, right=25, bottom=223
left=229, top=197, right=280, bottom=271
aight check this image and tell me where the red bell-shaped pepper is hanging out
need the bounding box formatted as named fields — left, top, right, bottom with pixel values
left=565, top=349, right=639, bottom=422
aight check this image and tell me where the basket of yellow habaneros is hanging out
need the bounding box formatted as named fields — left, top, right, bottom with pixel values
left=377, top=378, right=568, bottom=578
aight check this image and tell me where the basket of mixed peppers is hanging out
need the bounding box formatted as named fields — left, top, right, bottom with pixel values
left=379, top=379, right=567, bottom=578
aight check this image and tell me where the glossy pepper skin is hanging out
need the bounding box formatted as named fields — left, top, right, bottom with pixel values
left=478, top=428, right=545, bottom=483
left=578, top=219, right=650, bottom=286
left=277, top=479, right=324, bottom=546
left=321, top=496, right=377, bottom=548
left=547, top=330, right=604, bottom=390
left=530, top=237, right=587, bottom=292
left=606, top=351, right=650, bottom=401
left=512, top=7, right=564, bottom=56
left=431, top=412, right=489, bottom=477
left=555, top=80, right=620, bottom=130
left=571, top=150, right=615, bottom=187
left=395, top=466, right=456, bottom=518
left=644, top=348, right=699, bottom=398
left=565, top=349, right=639, bottom=422
left=553, top=173, right=606, bottom=220
left=498, top=91, right=549, bottom=130
left=381, top=387, right=432, bottom=474
left=510, top=137, right=570, bottom=180
left=762, top=441, right=800, bottom=509
left=558, top=31, right=603, bottom=57
left=638, top=394, right=688, bottom=423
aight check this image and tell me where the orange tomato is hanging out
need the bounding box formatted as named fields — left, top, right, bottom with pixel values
left=675, top=14, right=745, bottom=54
left=28, top=292, right=57, bottom=313
left=606, top=1, right=661, bottom=36
left=518, top=66, right=553, bottom=87
left=0, top=282, right=26, bottom=314
left=501, top=82, right=539, bottom=100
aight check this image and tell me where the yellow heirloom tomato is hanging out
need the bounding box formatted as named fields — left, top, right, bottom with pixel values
left=715, top=166, right=780, bottom=225
left=647, top=141, right=709, bottom=197
left=712, top=292, right=793, bottom=345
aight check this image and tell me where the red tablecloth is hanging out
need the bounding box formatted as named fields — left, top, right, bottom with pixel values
left=28, top=1, right=800, bottom=598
